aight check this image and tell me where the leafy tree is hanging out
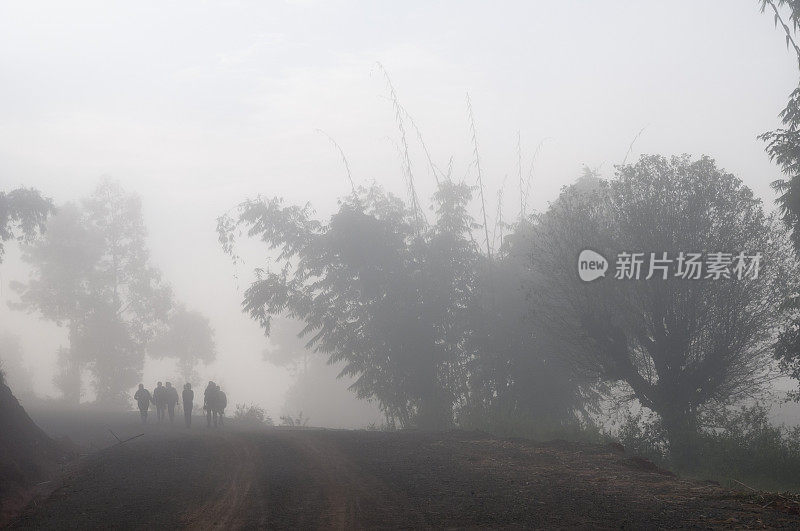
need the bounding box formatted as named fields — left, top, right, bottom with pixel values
left=53, top=346, right=81, bottom=404
left=0, top=187, right=53, bottom=262
left=11, top=180, right=174, bottom=406
left=530, top=155, right=793, bottom=464
left=220, top=177, right=595, bottom=431
left=458, top=219, right=603, bottom=437
left=758, top=0, right=800, bottom=402
left=219, top=182, right=490, bottom=429
left=149, top=306, right=216, bottom=382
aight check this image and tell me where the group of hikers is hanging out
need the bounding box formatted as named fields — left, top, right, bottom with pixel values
left=133, top=381, right=227, bottom=428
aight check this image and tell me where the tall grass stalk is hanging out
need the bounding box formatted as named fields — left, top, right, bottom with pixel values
left=466, top=93, right=492, bottom=258
left=316, top=129, right=356, bottom=195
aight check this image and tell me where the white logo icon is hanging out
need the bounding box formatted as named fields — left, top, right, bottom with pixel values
left=578, top=249, right=608, bottom=282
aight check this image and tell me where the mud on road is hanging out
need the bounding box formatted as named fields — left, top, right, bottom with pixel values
left=8, top=428, right=800, bottom=529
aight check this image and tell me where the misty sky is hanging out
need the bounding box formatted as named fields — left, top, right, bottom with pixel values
left=0, top=1, right=797, bottom=416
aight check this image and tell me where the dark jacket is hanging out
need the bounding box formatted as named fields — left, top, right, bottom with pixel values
left=134, top=388, right=152, bottom=410
left=182, top=389, right=194, bottom=410
left=203, top=385, right=216, bottom=410
left=216, top=391, right=227, bottom=411
left=166, top=386, right=179, bottom=406
left=153, top=385, right=167, bottom=406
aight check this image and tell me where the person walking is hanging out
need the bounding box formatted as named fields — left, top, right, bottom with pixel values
left=134, top=384, right=152, bottom=424
left=203, top=381, right=217, bottom=428
left=182, top=383, right=194, bottom=428
left=165, top=382, right=179, bottom=424
left=153, top=381, right=167, bottom=423
left=214, top=384, right=227, bottom=427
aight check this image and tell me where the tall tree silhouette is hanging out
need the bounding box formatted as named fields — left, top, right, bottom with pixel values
left=12, top=180, right=173, bottom=405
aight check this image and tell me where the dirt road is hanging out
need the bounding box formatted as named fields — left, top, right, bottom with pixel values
left=8, top=428, right=800, bottom=529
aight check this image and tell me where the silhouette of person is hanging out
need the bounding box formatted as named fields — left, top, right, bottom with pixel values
left=203, top=381, right=217, bottom=428
left=182, top=383, right=194, bottom=428
left=214, top=384, right=227, bottom=427
left=134, top=384, right=152, bottom=424
left=153, top=381, right=167, bottom=423
left=165, top=382, right=179, bottom=424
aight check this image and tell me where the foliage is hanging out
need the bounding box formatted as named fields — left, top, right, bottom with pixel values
left=759, top=1, right=800, bottom=67
left=219, top=177, right=593, bottom=431
left=529, top=155, right=794, bottom=463
left=615, top=409, right=669, bottom=464
left=618, top=403, right=800, bottom=492
left=10, top=180, right=210, bottom=406
left=459, top=398, right=607, bottom=443
left=219, top=182, right=477, bottom=429
left=233, top=403, right=274, bottom=426
left=758, top=0, right=800, bottom=403
left=457, top=223, right=602, bottom=434
left=0, top=187, right=53, bottom=263
left=282, top=357, right=383, bottom=429
left=53, top=346, right=81, bottom=404
left=760, top=86, right=800, bottom=253
left=149, top=306, right=216, bottom=381
left=280, top=412, right=309, bottom=427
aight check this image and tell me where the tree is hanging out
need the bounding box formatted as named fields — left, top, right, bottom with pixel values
left=149, top=306, right=216, bottom=382
left=0, top=187, right=53, bottom=263
left=760, top=86, right=800, bottom=252
left=220, top=176, right=598, bottom=431
left=0, top=332, right=34, bottom=399
left=459, top=219, right=602, bottom=436
left=757, top=0, right=800, bottom=402
left=219, top=181, right=489, bottom=429
left=282, top=357, right=383, bottom=429
left=11, top=180, right=174, bottom=406
left=530, top=155, right=793, bottom=464
left=53, top=346, right=81, bottom=404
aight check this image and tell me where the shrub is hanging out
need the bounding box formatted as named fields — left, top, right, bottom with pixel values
left=233, top=403, right=273, bottom=426
left=280, top=412, right=309, bottom=427
left=616, top=403, right=800, bottom=492
left=616, top=410, right=669, bottom=464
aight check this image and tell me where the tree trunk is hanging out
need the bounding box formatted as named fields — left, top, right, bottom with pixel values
left=659, top=408, right=698, bottom=470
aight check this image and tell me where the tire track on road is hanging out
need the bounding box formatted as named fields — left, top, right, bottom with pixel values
left=182, top=432, right=260, bottom=529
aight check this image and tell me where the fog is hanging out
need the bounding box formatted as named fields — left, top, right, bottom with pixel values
left=0, top=0, right=797, bottom=427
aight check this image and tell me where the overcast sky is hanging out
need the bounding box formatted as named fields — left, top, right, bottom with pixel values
left=0, top=0, right=797, bottom=416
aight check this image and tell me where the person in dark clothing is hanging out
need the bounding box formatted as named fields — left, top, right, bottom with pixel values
left=214, top=384, right=227, bottom=426
left=203, top=381, right=217, bottom=428
left=134, top=384, right=152, bottom=424
left=165, top=382, right=179, bottom=424
left=182, top=383, right=194, bottom=428
left=153, top=381, right=167, bottom=423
